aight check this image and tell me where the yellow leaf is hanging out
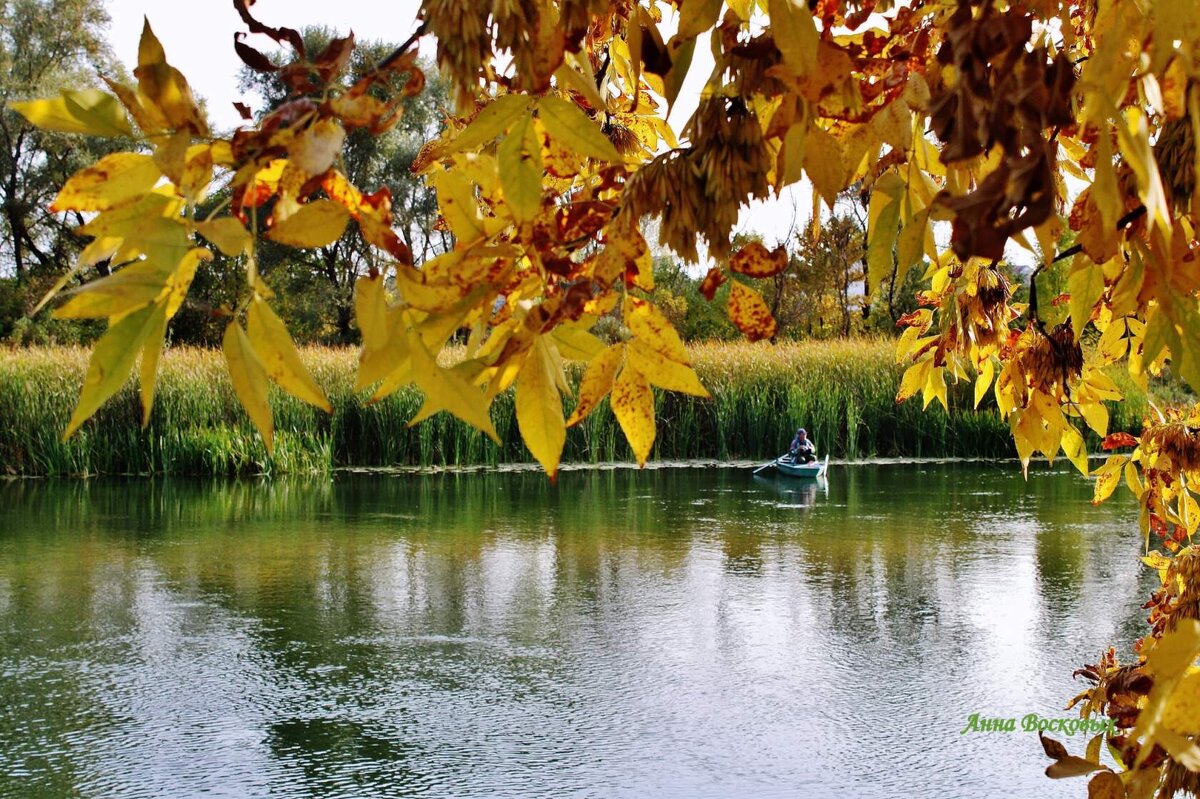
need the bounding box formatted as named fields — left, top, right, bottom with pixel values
left=1092, top=455, right=1128, bottom=504
left=441, top=93, right=531, bottom=158
left=1180, top=491, right=1200, bottom=537
left=804, top=125, right=847, bottom=207
left=164, top=248, right=209, bottom=317
left=133, top=19, right=207, bottom=135
left=64, top=303, right=163, bottom=439
left=9, top=89, right=132, bottom=137
left=77, top=191, right=190, bottom=265
left=51, top=153, right=160, bottom=213
left=430, top=170, right=486, bottom=244
left=180, top=143, right=213, bottom=201
left=223, top=322, right=274, bottom=454
left=32, top=237, right=121, bottom=316
left=727, top=282, right=777, bottom=342
left=897, top=361, right=930, bottom=403
left=1142, top=305, right=1173, bottom=368
left=868, top=172, right=904, bottom=294
left=628, top=341, right=710, bottom=397
left=728, top=0, right=754, bottom=19
left=54, top=260, right=171, bottom=320
left=676, top=0, right=723, bottom=40
left=247, top=297, right=332, bottom=411
left=550, top=325, right=605, bottom=362
left=406, top=322, right=500, bottom=442
left=896, top=207, right=930, bottom=288
left=498, top=113, right=543, bottom=223
left=197, top=218, right=252, bottom=257
left=1067, top=257, right=1105, bottom=340
left=516, top=337, right=567, bottom=477
left=354, top=274, right=403, bottom=389
left=152, top=130, right=190, bottom=186
left=1142, top=549, right=1172, bottom=575
left=922, top=364, right=947, bottom=410
left=626, top=296, right=689, bottom=362
left=1162, top=671, right=1200, bottom=735
left=538, top=95, right=621, bottom=162
left=567, top=343, right=624, bottom=427
left=370, top=311, right=464, bottom=400
left=780, top=122, right=807, bottom=188
left=137, top=304, right=170, bottom=427
left=768, top=0, right=818, bottom=76
left=1061, top=424, right=1089, bottom=476
left=730, top=242, right=789, bottom=278
left=1012, top=410, right=1037, bottom=474
left=1115, top=107, right=1171, bottom=240
left=1132, top=620, right=1200, bottom=766
left=1125, top=461, right=1145, bottom=498
left=974, top=358, right=994, bottom=408
left=612, top=363, right=656, bottom=466
left=267, top=200, right=350, bottom=248
left=556, top=51, right=606, bottom=115
left=1096, top=319, right=1129, bottom=365
left=1078, top=399, right=1109, bottom=437
left=355, top=274, right=389, bottom=349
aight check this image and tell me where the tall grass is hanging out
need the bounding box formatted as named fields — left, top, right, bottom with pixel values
left=0, top=339, right=1150, bottom=476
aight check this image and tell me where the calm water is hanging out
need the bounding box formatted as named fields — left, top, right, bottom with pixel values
left=0, top=462, right=1155, bottom=798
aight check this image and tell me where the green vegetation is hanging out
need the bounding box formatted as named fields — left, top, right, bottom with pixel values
left=0, top=340, right=1151, bottom=476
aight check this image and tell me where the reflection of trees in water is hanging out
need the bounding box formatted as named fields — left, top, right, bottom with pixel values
left=0, top=464, right=1155, bottom=795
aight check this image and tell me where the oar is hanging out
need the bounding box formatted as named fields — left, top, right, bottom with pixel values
left=752, top=456, right=780, bottom=475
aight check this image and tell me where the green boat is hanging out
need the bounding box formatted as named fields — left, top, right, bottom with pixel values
left=757, top=454, right=830, bottom=479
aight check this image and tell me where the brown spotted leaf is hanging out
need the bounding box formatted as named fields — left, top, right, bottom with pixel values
left=700, top=267, right=726, bottom=301
left=730, top=242, right=788, bottom=278
left=727, top=282, right=777, bottom=342
left=611, top=363, right=655, bottom=466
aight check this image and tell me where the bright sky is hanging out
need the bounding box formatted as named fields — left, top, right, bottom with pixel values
left=103, top=1, right=925, bottom=263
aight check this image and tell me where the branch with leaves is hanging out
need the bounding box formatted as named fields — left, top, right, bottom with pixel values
left=8, top=1, right=1200, bottom=793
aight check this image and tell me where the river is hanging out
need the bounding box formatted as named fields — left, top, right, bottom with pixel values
left=0, top=462, right=1154, bottom=797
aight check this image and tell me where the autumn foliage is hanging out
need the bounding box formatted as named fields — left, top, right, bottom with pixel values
left=9, top=0, right=1200, bottom=793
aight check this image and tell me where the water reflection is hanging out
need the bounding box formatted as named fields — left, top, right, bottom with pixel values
left=0, top=464, right=1157, bottom=798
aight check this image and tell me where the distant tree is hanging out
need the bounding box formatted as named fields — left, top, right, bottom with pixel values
left=650, top=257, right=737, bottom=341
left=784, top=215, right=866, bottom=338
left=0, top=0, right=121, bottom=341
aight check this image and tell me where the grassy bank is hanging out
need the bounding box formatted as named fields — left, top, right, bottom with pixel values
left=0, top=340, right=1150, bottom=476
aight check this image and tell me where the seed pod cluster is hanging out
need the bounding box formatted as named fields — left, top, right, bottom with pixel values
left=1144, top=418, right=1200, bottom=474
left=422, top=0, right=493, bottom=105
left=1155, top=116, right=1196, bottom=210
left=623, top=97, right=770, bottom=262
left=1009, top=322, right=1082, bottom=399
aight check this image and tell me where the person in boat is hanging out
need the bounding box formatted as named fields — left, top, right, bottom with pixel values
left=788, top=428, right=816, bottom=464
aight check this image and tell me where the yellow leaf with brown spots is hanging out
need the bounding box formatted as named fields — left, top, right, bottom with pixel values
left=515, top=337, right=566, bottom=477
left=247, top=297, right=332, bottom=412
left=223, top=321, right=273, bottom=454
left=726, top=282, right=777, bottom=342
left=628, top=342, right=709, bottom=398
left=730, top=242, right=788, bottom=278
left=612, top=363, right=655, bottom=466
left=267, top=200, right=350, bottom=248
left=567, top=344, right=624, bottom=427
left=51, top=153, right=160, bottom=213
left=626, top=296, right=689, bottom=362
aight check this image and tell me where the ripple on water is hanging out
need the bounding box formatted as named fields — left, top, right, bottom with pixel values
left=0, top=462, right=1146, bottom=798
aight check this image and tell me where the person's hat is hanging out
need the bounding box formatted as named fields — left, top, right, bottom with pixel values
left=797, top=428, right=806, bottom=435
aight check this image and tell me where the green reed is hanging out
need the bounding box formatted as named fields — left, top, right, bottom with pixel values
left=0, top=340, right=1152, bottom=476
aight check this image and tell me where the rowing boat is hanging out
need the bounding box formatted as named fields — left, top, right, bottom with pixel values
left=764, top=454, right=829, bottom=479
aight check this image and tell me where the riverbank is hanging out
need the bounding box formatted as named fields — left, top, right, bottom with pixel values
left=0, top=340, right=1150, bottom=476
